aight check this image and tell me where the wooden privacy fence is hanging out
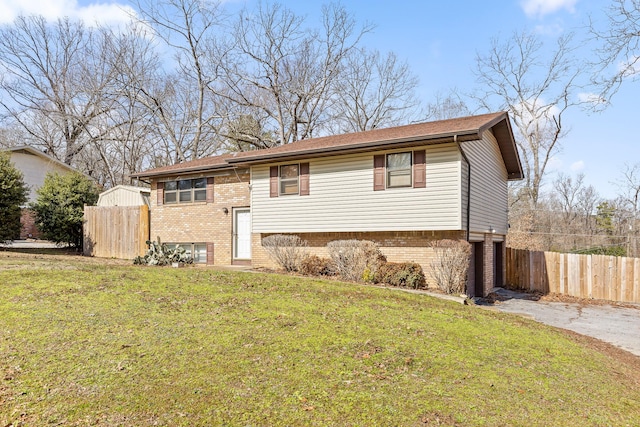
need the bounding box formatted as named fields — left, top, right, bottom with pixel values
left=83, top=205, right=150, bottom=259
left=506, top=248, right=640, bottom=303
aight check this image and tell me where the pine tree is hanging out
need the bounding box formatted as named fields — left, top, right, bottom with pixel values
left=31, top=172, right=99, bottom=249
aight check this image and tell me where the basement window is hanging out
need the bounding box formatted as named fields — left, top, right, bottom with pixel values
left=166, top=243, right=207, bottom=264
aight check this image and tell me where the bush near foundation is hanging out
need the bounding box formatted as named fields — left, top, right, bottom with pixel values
left=429, top=239, right=471, bottom=294
left=327, top=239, right=384, bottom=282
left=262, top=234, right=307, bottom=272
left=134, top=239, right=194, bottom=266
left=299, top=255, right=335, bottom=276
left=375, top=261, right=426, bottom=289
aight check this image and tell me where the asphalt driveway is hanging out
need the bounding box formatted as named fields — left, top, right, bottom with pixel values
left=481, top=288, right=640, bottom=357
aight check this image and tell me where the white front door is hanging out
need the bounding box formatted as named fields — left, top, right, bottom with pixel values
left=234, top=208, right=251, bottom=260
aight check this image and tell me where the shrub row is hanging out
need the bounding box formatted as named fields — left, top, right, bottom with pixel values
left=262, top=235, right=471, bottom=294
left=263, top=235, right=428, bottom=289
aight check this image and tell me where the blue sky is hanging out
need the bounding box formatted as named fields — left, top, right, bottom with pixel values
left=1, top=0, right=637, bottom=199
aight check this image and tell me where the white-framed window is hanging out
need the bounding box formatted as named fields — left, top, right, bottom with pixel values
left=386, top=152, right=412, bottom=188
left=164, top=178, right=207, bottom=204
left=279, top=164, right=299, bottom=195
left=192, top=244, right=207, bottom=263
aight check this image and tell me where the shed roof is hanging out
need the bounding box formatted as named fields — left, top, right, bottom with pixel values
left=99, top=185, right=151, bottom=196
left=132, top=112, right=523, bottom=180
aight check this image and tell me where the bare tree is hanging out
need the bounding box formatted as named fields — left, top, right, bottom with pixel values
left=216, top=3, right=370, bottom=146
left=0, top=16, right=124, bottom=167
left=553, top=173, right=585, bottom=227
left=615, top=163, right=640, bottom=256
left=473, top=31, right=581, bottom=207
left=590, top=0, right=640, bottom=99
left=423, top=91, right=471, bottom=121
left=76, top=24, right=162, bottom=186
left=132, top=0, right=223, bottom=162
left=330, top=48, right=420, bottom=133
left=549, top=173, right=601, bottom=250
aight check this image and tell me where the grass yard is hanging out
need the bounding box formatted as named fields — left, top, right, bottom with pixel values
left=1, top=251, right=639, bottom=426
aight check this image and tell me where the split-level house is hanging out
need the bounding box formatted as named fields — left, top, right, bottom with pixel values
left=132, top=112, right=523, bottom=296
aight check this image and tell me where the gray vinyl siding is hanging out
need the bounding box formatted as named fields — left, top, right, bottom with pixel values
left=251, top=144, right=463, bottom=233
left=463, top=131, right=509, bottom=236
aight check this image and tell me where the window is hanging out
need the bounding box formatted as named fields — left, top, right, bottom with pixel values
left=386, top=152, right=412, bottom=187
left=270, top=163, right=309, bottom=197
left=166, top=243, right=207, bottom=264
left=164, top=181, right=177, bottom=203
left=279, top=164, right=299, bottom=195
left=164, top=178, right=207, bottom=204
left=193, top=244, right=207, bottom=263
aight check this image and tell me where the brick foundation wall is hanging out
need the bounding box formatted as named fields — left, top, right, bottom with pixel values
left=20, top=208, right=41, bottom=240
left=482, top=233, right=494, bottom=297
left=252, top=230, right=466, bottom=287
left=150, top=173, right=250, bottom=265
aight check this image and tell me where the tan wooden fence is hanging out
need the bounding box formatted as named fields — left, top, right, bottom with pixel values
left=506, top=248, right=640, bottom=303
left=83, top=205, right=150, bottom=259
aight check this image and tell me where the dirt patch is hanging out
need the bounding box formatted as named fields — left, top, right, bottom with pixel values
left=483, top=291, right=542, bottom=303
left=485, top=288, right=640, bottom=310
left=538, top=292, right=640, bottom=310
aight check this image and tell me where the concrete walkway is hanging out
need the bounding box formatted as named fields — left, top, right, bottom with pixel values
left=479, top=288, right=640, bottom=357
left=0, top=240, right=61, bottom=249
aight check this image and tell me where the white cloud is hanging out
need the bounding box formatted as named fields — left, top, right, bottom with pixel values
left=521, top=0, right=577, bottom=18
left=533, top=22, right=564, bottom=36
left=547, top=156, right=563, bottom=172
left=570, top=160, right=584, bottom=172
left=0, top=0, right=135, bottom=26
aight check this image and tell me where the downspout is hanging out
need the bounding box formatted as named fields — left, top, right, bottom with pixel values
left=455, top=135, right=471, bottom=242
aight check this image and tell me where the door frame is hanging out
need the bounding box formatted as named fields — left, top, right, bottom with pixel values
left=232, top=207, right=251, bottom=263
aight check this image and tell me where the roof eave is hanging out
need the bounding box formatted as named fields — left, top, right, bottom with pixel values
left=130, top=163, right=236, bottom=179
left=226, top=130, right=481, bottom=166
left=483, top=113, right=524, bottom=180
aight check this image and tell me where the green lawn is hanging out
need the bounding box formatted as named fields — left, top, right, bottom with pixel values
left=1, top=252, right=639, bottom=426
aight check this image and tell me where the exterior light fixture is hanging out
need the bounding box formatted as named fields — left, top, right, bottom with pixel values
left=222, top=207, right=229, bottom=214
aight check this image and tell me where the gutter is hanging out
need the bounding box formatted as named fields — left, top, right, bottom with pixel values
left=130, top=163, right=237, bottom=180
left=226, top=130, right=481, bottom=165
left=455, top=135, right=471, bottom=242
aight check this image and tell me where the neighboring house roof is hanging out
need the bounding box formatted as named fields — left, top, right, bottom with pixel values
left=132, top=112, right=523, bottom=180
left=5, top=145, right=94, bottom=204
left=6, top=145, right=80, bottom=174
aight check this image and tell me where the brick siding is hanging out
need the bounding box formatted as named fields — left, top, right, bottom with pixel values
left=150, top=172, right=250, bottom=265
left=482, top=233, right=494, bottom=297
left=252, top=230, right=466, bottom=288
left=20, top=208, right=41, bottom=240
